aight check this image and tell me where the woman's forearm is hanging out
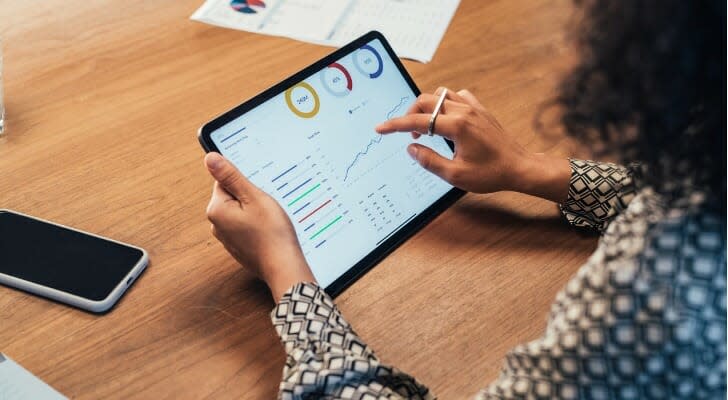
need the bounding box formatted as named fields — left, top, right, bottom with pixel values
left=510, top=153, right=572, bottom=203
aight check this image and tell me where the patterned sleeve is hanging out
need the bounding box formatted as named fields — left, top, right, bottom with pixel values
left=476, top=203, right=726, bottom=399
left=269, top=178, right=724, bottom=400
left=271, top=282, right=433, bottom=400
left=559, top=159, right=637, bottom=232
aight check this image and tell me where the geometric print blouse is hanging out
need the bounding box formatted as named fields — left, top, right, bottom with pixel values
left=271, top=159, right=727, bottom=399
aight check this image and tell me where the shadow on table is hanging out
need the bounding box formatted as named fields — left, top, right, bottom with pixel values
left=426, top=195, right=599, bottom=250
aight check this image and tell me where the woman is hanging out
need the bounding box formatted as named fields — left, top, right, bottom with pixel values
left=203, top=0, right=725, bottom=398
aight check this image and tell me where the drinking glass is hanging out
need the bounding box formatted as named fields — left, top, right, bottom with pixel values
left=0, top=40, right=4, bottom=136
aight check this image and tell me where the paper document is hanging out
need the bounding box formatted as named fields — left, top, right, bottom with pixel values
left=0, top=353, right=67, bottom=400
left=191, top=0, right=461, bottom=63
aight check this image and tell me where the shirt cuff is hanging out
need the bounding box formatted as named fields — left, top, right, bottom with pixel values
left=270, top=282, right=350, bottom=348
left=559, top=158, right=634, bottom=232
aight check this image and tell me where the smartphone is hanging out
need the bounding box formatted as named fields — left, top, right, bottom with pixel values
left=0, top=209, right=149, bottom=313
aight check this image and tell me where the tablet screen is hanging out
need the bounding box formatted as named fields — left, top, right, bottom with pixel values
left=207, top=37, right=454, bottom=288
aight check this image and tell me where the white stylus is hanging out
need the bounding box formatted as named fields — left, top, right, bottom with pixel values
left=427, top=89, right=448, bottom=136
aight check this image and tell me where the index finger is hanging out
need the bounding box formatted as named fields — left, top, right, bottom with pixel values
left=376, top=113, right=430, bottom=134
left=375, top=113, right=459, bottom=140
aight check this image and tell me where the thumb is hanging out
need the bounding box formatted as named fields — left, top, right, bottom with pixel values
left=204, top=152, right=254, bottom=201
left=407, top=144, right=456, bottom=182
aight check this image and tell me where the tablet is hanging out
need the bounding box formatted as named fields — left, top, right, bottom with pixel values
left=198, top=31, right=464, bottom=296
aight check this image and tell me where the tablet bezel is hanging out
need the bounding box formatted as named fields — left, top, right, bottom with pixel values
left=198, top=30, right=465, bottom=297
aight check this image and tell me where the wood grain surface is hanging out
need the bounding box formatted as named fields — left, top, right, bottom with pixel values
left=0, top=1, right=597, bottom=398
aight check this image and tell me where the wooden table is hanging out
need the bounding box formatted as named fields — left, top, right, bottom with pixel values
left=0, top=1, right=597, bottom=398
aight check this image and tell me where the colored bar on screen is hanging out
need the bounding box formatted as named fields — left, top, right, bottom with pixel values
left=298, top=199, right=332, bottom=223
left=272, top=164, right=297, bottom=182
left=288, top=183, right=320, bottom=207
left=283, top=178, right=312, bottom=199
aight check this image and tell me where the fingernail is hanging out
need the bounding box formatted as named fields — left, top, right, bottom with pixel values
left=374, top=124, right=384, bottom=133
left=207, top=153, right=223, bottom=170
left=407, top=145, right=418, bottom=159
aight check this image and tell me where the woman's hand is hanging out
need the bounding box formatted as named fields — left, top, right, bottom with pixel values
left=376, top=88, right=570, bottom=203
left=204, top=152, right=315, bottom=302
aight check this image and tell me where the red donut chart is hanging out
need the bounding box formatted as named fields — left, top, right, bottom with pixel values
left=329, top=63, right=352, bottom=91
left=319, top=62, right=353, bottom=97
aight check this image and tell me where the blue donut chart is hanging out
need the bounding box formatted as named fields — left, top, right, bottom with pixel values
left=353, top=44, right=383, bottom=79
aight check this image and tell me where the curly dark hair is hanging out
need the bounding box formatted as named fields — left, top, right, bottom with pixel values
left=556, top=0, right=726, bottom=211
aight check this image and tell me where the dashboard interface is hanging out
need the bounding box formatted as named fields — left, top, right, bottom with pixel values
left=209, top=38, right=454, bottom=288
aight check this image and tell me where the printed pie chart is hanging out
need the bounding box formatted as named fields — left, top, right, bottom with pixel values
left=353, top=44, right=383, bottom=79
left=230, top=0, right=266, bottom=14
left=319, top=62, right=353, bottom=97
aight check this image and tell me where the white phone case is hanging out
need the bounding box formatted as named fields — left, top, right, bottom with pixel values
left=0, top=209, right=149, bottom=313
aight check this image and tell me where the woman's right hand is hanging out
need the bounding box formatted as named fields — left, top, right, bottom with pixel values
left=375, top=88, right=570, bottom=203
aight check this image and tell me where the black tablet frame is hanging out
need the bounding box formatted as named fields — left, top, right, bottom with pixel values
left=198, top=30, right=465, bottom=297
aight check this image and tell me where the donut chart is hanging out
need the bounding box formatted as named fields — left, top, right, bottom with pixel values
left=353, top=44, right=383, bottom=79
left=285, top=82, right=320, bottom=119
left=319, top=62, right=353, bottom=97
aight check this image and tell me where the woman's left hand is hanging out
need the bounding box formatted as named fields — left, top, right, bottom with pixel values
left=204, top=152, right=316, bottom=302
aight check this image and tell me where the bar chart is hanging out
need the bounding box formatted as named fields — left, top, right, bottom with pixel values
left=267, top=151, right=353, bottom=256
